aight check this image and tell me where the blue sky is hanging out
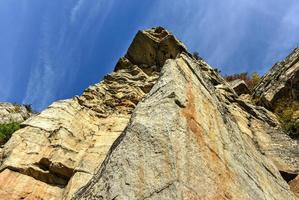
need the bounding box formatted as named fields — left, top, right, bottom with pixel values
left=0, top=0, right=299, bottom=111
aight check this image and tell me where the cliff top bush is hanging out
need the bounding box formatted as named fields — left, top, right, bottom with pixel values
left=224, top=72, right=261, bottom=91
left=274, top=98, right=299, bottom=139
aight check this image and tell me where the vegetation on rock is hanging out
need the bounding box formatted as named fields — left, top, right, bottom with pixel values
left=274, top=98, right=299, bottom=139
left=224, top=72, right=261, bottom=91
left=192, top=51, right=203, bottom=61
left=0, top=122, right=20, bottom=145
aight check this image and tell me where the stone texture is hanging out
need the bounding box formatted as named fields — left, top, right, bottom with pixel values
left=0, top=103, right=32, bottom=124
left=0, top=169, right=63, bottom=200
left=229, top=79, right=251, bottom=96
left=252, top=47, right=299, bottom=193
left=0, top=27, right=185, bottom=200
left=290, top=175, right=299, bottom=198
left=253, top=47, right=299, bottom=109
left=1, top=27, right=298, bottom=200
left=73, top=52, right=296, bottom=199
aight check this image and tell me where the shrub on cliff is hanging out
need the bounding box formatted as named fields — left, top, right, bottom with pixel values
left=224, top=72, right=261, bottom=91
left=192, top=51, right=203, bottom=61
left=0, top=122, right=20, bottom=145
left=274, top=98, right=299, bottom=139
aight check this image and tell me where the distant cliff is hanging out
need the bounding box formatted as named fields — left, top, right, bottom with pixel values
left=0, top=103, right=32, bottom=124
left=0, top=103, right=33, bottom=145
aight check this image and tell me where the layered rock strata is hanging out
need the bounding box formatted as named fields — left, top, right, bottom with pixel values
left=253, top=47, right=299, bottom=109
left=73, top=31, right=298, bottom=199
left=0, top=27, right=298, bottom=200
left=0, top=103, right=32, bottom=124
left=0, top=27, right=186, bottom=199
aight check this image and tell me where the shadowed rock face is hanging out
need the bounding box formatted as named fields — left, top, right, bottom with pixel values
left=1, top=27, right=298, bottom=200
left=229, top=79, right=251, bottom=96
left=253, top=47, right=299, bottom=109
left=253, top=47, right=299, bottom=196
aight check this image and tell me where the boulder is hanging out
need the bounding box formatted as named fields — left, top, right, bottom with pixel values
left=229, top=79, right=251, bottom=95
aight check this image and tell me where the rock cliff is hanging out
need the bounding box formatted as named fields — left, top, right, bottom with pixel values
left=229, top=79, right=251, bottom=96
left=253, top=47, right=299, bottom=109
left=72, top=28, right=298, bottom=200
left=0, top=27, right=187, bottom=200
left=0, top=27, right=298, bottom=200
left=253, top=48, right=299, bottom=140
left=0, top=103, right=32, bottom=124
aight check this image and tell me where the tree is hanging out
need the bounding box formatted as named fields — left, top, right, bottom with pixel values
left=192, top=51, right=203, bottom=60
left=250, top=72, right=261, bottom=90
left=224, top=71, right=261, bottom=91
left=214, top=68, right=222, bottom=74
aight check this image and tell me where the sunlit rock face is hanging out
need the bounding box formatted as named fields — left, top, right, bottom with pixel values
left=0, top=27, right=298, bottom=200
left=72, top=29, right=297, bottom=200
left=0, top=27, right=186, bottom=200
left=0, top=103, right=32, bottom=124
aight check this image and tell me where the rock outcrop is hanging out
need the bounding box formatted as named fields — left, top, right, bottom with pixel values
left=0, top=27, right=186, bottom=200
left=253, top=47, right=299, bottom=196
left=229, top=79, right=251, bottom=96
left=72, top=29, right=297, bottom=200
left=1, top=27, right=298, bottom=200
left=253, top=47, right=299, bottom=109
left=290, top=176, right=299, bottom=198
left=0, top=103, right=32, bottom=124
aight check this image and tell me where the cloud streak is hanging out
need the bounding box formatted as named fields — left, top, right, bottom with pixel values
left=22, top=0, right=115, bottom=110
left=2, top=0, right=298, bottom=111
left=23, top=11, right=56, bottom=109
left=70, top=0, right=85, bottom=24
left=144, top=0, right=299, bottom=74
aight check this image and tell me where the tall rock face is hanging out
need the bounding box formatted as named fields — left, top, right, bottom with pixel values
left=253, top=47, right=299, bottom=138
left=72, top=29, right=297, bottom=200
left=0, top=27, right=186, bottom=200
left=253, top=47, right=299, bottom=196
left=0, top=27, right=298, bottom=200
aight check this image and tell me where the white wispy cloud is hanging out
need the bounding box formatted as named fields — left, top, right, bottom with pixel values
left=261, top=2, right=299, bottom=70
left=70, top=0, right=85, bottom=24
left=144, top=1, right=255, bottom=70
left=23, top=12, right=56, bottom=109
left=21, top=0, right=299, bottom=110
left=23, top=0, right=115, bottom=110
left=144, top=0, right=299, bottom=74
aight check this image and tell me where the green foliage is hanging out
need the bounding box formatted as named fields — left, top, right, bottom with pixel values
left=0, top=122, right=20, bottom=145
left=224, top=72, right=261, bottom=91
left=274, top=98, right=299, bottom=138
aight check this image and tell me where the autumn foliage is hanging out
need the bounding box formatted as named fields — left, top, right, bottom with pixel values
left=224, top=72, right=261, bottom=91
